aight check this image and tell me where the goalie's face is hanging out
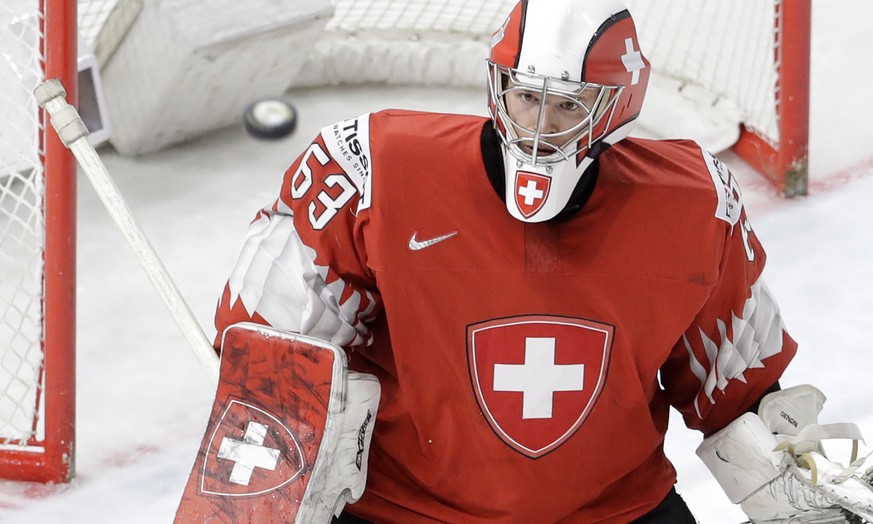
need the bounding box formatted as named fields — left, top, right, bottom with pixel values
left=501, top=76, right=606, bottom=165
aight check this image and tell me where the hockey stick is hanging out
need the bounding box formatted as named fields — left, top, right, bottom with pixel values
left=35, top=79, right=220, bottom=385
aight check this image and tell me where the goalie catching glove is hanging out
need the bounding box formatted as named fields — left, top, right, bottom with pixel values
left=698, top=385, right=873, bottom=523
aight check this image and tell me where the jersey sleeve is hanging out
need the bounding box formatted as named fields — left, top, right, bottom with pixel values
left=660, top=150, right=797, bottom=435
left=213, top=114, right=381, bottom=351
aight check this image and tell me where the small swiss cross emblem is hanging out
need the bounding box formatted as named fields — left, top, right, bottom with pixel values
left=621, top=37, right=645, bottom=86
left=515, top=171, right=551, bottom=218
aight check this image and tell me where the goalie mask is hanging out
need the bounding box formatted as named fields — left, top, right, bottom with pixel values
left=487, top=0, right=650, bottom=222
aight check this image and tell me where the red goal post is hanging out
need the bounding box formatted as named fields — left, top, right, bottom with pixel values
left=0, top=0, right=77, bottom=482
left=733, top=0, right=812, bottom=197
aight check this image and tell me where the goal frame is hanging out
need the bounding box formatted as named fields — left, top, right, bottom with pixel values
left=732, top=0, right=811, bottom=197
left=0, top=0, right=78, bottom=483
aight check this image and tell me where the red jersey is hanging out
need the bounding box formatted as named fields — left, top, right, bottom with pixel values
left=214, top=110, right=796, bottom=523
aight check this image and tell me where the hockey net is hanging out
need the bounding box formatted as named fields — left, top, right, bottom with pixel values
left=0, top=0, right=76, bottom=482
left=80, top=0, right=808, bottom=194
left=0, top=0, right=809, bottom=483
left=288, top=0, right=810, bottom=196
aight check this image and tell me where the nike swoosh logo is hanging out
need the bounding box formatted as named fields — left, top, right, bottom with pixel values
left=408, top=231, right=459, bottom=251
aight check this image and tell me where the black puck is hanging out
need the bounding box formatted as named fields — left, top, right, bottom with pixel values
left=243, top=98, right=298, bottom=139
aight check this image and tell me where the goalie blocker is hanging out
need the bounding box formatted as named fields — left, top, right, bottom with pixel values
left=175, top=323, right=380, bottom=523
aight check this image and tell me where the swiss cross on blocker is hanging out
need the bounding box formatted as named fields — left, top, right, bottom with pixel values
left=201, top=400, right=305, bottom=497
left=515, top=171, right=552, bottom=218
left=468, top=315, right=614, bottom=458
left=217, top=421, right=280, bottom=486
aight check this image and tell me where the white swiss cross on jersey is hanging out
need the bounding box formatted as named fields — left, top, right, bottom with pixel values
left=467, top=315, right=614, bottom=458
left=514, top=171, right=551, bottom=219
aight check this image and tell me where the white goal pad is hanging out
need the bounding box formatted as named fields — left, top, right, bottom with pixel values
left=100, top=0, right=332, bottom=155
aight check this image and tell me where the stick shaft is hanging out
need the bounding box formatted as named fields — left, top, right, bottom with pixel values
left=37, top=79, right=220, bottom=385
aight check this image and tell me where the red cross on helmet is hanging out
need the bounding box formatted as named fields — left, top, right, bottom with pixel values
left=487, top=0, right=650, bottom=222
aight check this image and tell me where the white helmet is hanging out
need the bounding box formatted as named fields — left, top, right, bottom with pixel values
left=487, top=0, right=650, bottom=222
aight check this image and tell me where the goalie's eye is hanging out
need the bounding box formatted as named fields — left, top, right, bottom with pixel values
left=516, top=91, right=540, bottom=105
left=558, top=100, right=583, bottom=113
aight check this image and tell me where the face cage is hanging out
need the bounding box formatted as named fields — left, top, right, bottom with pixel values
left=487, top=62, right=623, bottom=168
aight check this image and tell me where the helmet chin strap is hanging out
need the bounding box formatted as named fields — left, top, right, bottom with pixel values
left=480, top=122, right=603, bottom=224
left=500, top=143, right=601, bottom=223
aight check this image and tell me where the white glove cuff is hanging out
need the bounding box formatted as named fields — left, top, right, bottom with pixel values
left=696, top=412, right=785, bottom=504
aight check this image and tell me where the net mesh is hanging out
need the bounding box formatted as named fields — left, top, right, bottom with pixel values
left=73, top=0, right=783, bottom=149
left=79, top=0, right=119, bottom=49
left=0, top=0, right=47, bottom=447
left=629, top=0, right=779, bottom=144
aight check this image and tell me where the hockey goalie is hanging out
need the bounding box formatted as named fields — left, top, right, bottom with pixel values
left=176, top=0, right=873, bottom=522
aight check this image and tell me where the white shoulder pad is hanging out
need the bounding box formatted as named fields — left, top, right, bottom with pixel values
left=320, top=114, right=373, bottom=211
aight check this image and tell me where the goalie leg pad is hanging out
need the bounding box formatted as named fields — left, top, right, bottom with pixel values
left=175, top=322, right=380, bottom=524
